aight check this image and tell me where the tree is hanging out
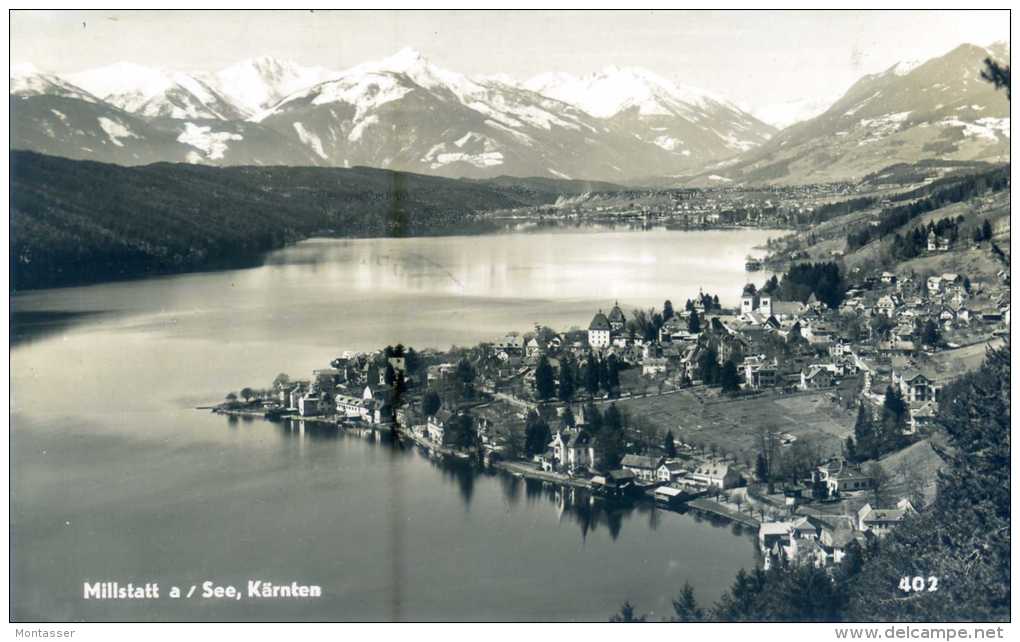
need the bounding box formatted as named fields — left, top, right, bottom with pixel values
left=844, top=435, right=857, bottom=462
left=609, top=601, right=646, bottom=623
left=866, top=462, right=892, bottom=506
left=272, top=373, right=290, bottom=390
left=404, top=347, right=421, bottom=374
left=663, top=299, right=674, bottom=321
left=225, top=392, right=238, bottom=402
left=448, top=413, right=478, bottom=450
left=720, top=360, right=741, bottom=395
left=561, top=406, right=576, bottom=429
left=503, top=423, right=526, bottom=459
left=869, top=314, right=894, bottom=340
left=756, top=427, right=780, bottom=494
left=600, top=404, right=626, bottom=469
left=688, top=310, right=701, bottom=334
left=583, top=355, right=600, bottom=398
left=663, top=430, right=677, bottom=458
left=384, top=363, right=396, bottom=386
left=422, top=390, right=441, bottom=417
left=981, top=56, right=1010, bottom=99
left=606, top=354, right=621, bottom=393
left=670, top=582, right=704, bottom=622
left=920, top=319, right=940, bottom=347
left=524, top=412, right=552, bottom=458
left=585, top=402, right=603, bottom=434
left=852, top=405, right=875, bottom=461
left=879, top=386, right=908, bottom=453
left=454, top=358, right=476, bottom=401
left=597, top=356, right=610, bottom=393
left=696, top=345, right=719, bottom=384
left=755, top=452, right=769, bottom=483
left=557, top=357, right=576, bottom=402
left=534, top=356, right=556, bottom=400
left=981, top=219, right=993, bottom=242
left=240, top=387, right=254, bottom=403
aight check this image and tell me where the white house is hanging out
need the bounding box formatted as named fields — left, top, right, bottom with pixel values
left=588, top=311, right=612, bottom=349
left=689, top=462, right=740, bottom=489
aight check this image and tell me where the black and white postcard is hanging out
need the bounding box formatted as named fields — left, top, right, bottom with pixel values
left=8, top=8, right=1012, bottom=632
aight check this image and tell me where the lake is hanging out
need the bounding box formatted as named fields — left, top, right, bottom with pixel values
left=11, top=228, right=780, bottom=621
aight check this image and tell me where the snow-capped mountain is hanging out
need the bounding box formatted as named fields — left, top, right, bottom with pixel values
left=524, top=66, right=776, bottom=163
left=11, top=64, right=100, bottom=103
left=69, top=62, right=247, bottom=120
left=253, top=48, right=685, bottom=179
left=12, top=43, right=1009, bottom=182
left=695, top=42, right=1011, bottom=185
left=11, top=63, right=324, bottom=167
left=205, top=56, right=340, bottom=117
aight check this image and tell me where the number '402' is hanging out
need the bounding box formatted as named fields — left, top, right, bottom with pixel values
left=899, top=576, right=938, bottom=592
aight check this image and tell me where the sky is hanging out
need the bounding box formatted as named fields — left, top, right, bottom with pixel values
left=9, top=10, right=1011, bottom=114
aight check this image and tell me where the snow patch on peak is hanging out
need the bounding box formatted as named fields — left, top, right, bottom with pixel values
left=292, top=121, right=327, bottom=159
left=212, top=57, right=340, bottom=115
left=176, top=122, right=243, bottom=160
left=97, top=117, right=138, bottom=147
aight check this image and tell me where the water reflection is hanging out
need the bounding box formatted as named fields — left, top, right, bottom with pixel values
left=258, top=417, right=754, bottom=548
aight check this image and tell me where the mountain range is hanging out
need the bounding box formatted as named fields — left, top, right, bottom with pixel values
left=688, top=42, right=1011, bottom=186
left=10, top=42, right=1010, bottom=183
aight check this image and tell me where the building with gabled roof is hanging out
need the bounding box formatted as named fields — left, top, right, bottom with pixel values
left=588, top=310, right=612, bottom=348
left=607, top=302, right=627, bottom=332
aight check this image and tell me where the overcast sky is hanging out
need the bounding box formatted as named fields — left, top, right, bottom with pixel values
left=10, top=10, right=1010, bottom=111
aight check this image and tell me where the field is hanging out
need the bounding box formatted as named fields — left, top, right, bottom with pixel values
left=617, top=385, right=856, bottom=465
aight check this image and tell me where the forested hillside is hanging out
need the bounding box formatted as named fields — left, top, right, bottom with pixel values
left=10, top=151, right=617, bottom=291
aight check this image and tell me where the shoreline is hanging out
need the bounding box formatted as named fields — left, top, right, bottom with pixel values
left=208, top=407, right=765, bottom=529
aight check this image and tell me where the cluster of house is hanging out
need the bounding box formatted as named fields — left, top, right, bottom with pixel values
left=759, top=457, right=917, bottom=569
left=759, top=499, right=916, bottom=569
left=275, top=352, right=407, bottom=424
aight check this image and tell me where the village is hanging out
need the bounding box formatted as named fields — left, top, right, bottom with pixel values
left=216, top=231, right=1009, bottom=573
left=484, top=181, right=871, bottom=231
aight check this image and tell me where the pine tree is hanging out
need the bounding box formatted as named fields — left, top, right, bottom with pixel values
left=663, top=430, right=677, bottom=457
left=755, top=452, right=769, bottom=482
left=600, top=404, right=625, bottom=469
left=981, top=57, right=1010, bottom=99
left=422, top=390, right=441, bottom=417
left=584, top=354, right=600, bottom=397
left=853, top=404, right=875, bottom=460
left=557, top=357, right=576, bottom=401
left=670, top=582, right=704, bottom=622
left=606, top=354, right=621, bottom=393
left=534, top=356, right=556, bottom=400
left=720, top=360, right=741, bottom=394
left=561, top=406, right=576, bottom=429
left=524, top=412, right=551, bottom=457
left=663, top=299, right=674, bottom=321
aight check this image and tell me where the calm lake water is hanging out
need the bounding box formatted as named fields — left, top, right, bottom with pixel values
left=12, top=228, right=780, bottom=621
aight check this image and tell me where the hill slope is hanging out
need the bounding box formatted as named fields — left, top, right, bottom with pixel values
left=690, top=43, right=1010, bottom=185
left=10, top=151, right=620, bottom=291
